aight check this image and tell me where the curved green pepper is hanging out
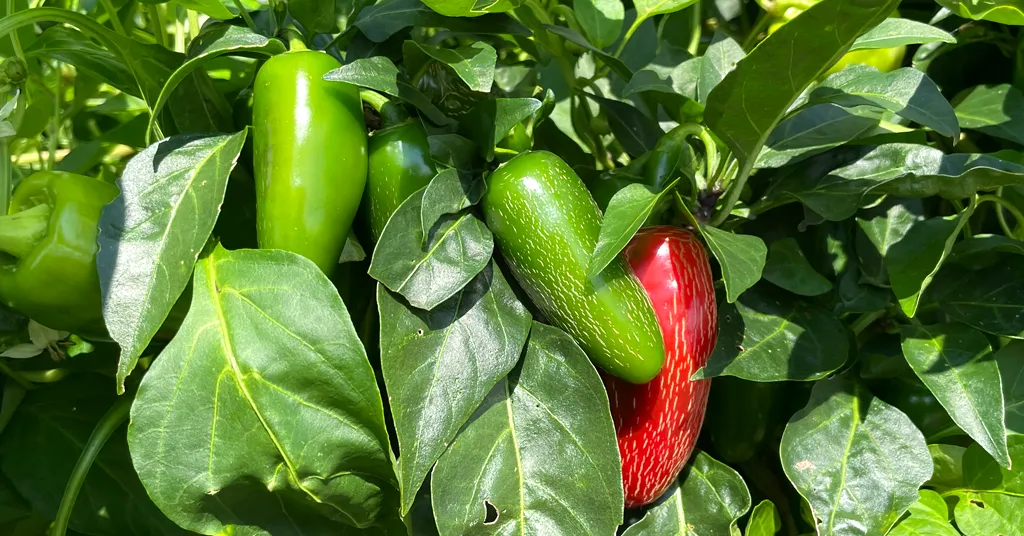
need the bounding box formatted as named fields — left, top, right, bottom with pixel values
left=0, top=171, right=118, bottom=338
left=253, top=50, right=367, bottom=275
left=481, top=151, right=665, bottom=383
left=362, top=121, right=436, bottom=244
left=707, top=376, right=785, bottom=464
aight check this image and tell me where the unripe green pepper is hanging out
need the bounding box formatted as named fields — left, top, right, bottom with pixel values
left=253, top=50, right=367, bottom=275
left=0, top=171, right=118, bottom=338
left=481, top=151, right=665, bottom=383
left=363, top=121, right=436, bottom=244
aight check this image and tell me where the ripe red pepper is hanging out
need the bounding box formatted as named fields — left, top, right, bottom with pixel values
left=604, top=226, right=718, bottom=507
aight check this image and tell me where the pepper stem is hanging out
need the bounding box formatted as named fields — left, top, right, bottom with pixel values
left=359, top=90, right=408, bottom=129
left=0, top=203, right=51, bottom=259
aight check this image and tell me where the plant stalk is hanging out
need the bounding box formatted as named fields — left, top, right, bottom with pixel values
left=98, top=0, right=127, bottom=36
left=49, top=396, right=132, bottom=536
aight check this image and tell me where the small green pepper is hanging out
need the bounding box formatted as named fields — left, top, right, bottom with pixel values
left=253, top=50, right=367, bottom=275
left=481, top=151, right=665, bottom=383
left=362, top=121, right=436, bottom=244
left=0, top=171, right=118, bottom=338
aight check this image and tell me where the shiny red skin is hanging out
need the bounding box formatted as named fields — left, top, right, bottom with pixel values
left=605, top=226, right=718, bottom=507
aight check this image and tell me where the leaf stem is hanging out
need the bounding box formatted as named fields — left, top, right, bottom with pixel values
left=614, top=16, right=645, bottom=58
left=5, top=0, right=24, bottom=61
left=149, top=4, right=167, bottom=48
left=686, top=1, right=702, bottom=56
left=188, top=9, right=200, bottom=40
left=231, top=0, right=258, bottom=32
left=0, top=361, right=33, bottom=391
left=709, top=155, right=754, bottom=227
left=98, top=0, right=127, bottom=36
left=50, top=395, right=132, bottom=536
left=979, top=192, right=1024, bottom=240
left=849, top=310, right=884, bottom=336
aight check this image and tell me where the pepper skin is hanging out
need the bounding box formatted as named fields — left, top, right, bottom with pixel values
left=481, top=151, right=665, bottom=384
left=363, top=121, right=436, bottom=244
left=604, top=226, right=717, bottom=507
left=253, top=50, right=367, bottom=275
left=0, top=171, right=118, bottom=338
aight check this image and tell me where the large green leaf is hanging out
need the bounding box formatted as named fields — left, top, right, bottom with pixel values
left=849, top=18, right=956, bottom=51
left=97, top=131, right=247, bottom=393
left=885, top=209, right=972, bottom=318
left=354, top=0, right=529, bottom=42
left=0, top=376, right=184, bottom=535
left=761, top=238, right=832, bottom=297
left=762, top=144, right=1024, bottom=221
left=622, top=451, right=751, bottom=536
left=324, top=56, right=454, bottom=126
left=128, top=247, right=395, bottom=534
left=431, top=322, right=622, bottom=535
left=24, top=25, right=137, bottom=96
left=997, top=341, right=1024, bottom=434
left=369, top=189, right=493, bottom=311
left=888, top=490, right=959, bottom=536
left=931, top=255, right=1024, bottom=338
left=809, top=66, right=959, bottom=139
left=780, top=377, right=932, bottom=536
left=704, top=0, right=897, bottom=169
left=574, top=0, right=624, bottom=49
left=419, top=169, right=485, bottom=239
left=405, top=41, right=497, bottom=93
left=900, top=324, right=1009, bottom=468
left=696, top=286, right=848, bottom=381
left=934, top=0, right=1024, bottom=25
left=743, top=500, right=781, bottom=536
left=459, top=98, right=541, bottom=161
left=952, top=436, right=1024, bottom=535
left=698, top=225, right=767, bottom=303
left=377, top=263, right=531, bottom=514
left=955, top=84, right=1024, bottom=145
left=854, top=199, right=923, bottom=287
left=588, top=180, right=677, bottom=280
left=755, top=104, right=879, bottom=169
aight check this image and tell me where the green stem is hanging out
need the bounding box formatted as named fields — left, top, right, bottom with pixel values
left=0, top=362, right=33, bottom=391
left=48, top=62, right=60, bottom=170
left=98, top=0, right=126, bottom=36
left=850, top=310, right=884, bottom=336
left=686, top=1, right=702, bottom=56
left=0, top=131, right=10, bottom=217
left=50, top=396, right=132, bottom=536
left=614, top=16, right=645, bottom=57
left=979, top=193, right=1024, bottom=240
left=5, top=0, right=24, bottom=61
left=231, top=0, right=258, bottom=31
left=709, top=155, right=754, bottom=227
left=283, top=29, right=306, bottom=51
left=148, top=5, right=167, bottom=48
left=0, top=204, right=51, bottom=258
left=188, top=9, right=200, bottom=40
left=359, top=90, right=407, bottom=128
left=173, top=4, right=186, bottom=53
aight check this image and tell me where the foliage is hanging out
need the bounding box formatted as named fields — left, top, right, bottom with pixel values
left=0, top=0, right=1022, bottom=534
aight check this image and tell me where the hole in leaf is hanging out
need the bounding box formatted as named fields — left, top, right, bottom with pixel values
left=483, top=500, right=498, bottom=525
left=970, top=499, right=986, bottom=509
left=416, top=329, right=424, bottom=336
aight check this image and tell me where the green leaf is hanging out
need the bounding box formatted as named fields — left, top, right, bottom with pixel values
left=932, top=256, right=1024, bottom=338
left=764, top=144, right=1024, bottom=221
left=756, top=104, right=879, bottom=169
left=997, top=341, right=1024, bottom=434
left=697, top=286, right=848, bottom=381
left=369, top=189, right=493, bottom=311
left=849, top=18, right=956, bottom=51
left=927, top=443, right=966, bottom=491
left=949, top=234, right=1024, bottom=261
left=354, top=0, right=530, bottom=42
left=324, top=56, right=454, bottom=126
left=0, top=376, right=184, bottom=535
left=744, top=500, right=781, bottom=536
left=589, top=95, right=664, bottom=157
left=405, top=41, right=497, bottom=93
left=420, top=169, right=486, bottom=239
left=289, top=0, right=339, bottom=34
left=704, top=0, right=897, bottom=168
left=574, top=0, right=624, bottom=49
left=24, top=25, right=137, bottom=97
left=420, top=0, right=519, bottom=17
left=378, top=262, right=531, bottom=514
left=954, top=84, right=1024, bottom=145
left=634, top=0, right=699, bottom=21
left=855, top=199, right=923, bottom=287
left=622, top=451, right=751, bottom=536
left=761, top=238, right=832, bottom=296
left=900, top=323, right=1010, bottom=468
left=97, top=131, right=247, bottom=393
left=886, top=210, right=972, bottom=318
left=933, top=0, right=1024, bottom=25
left=175, top=0, right=236, bottom=19
left=809, top=66, right=959, bottom=138
left=697, top=225, right=767, bottom=303
left=622, top=49, right=701, bottom=101
left=588, top=180, right=678, bottom=280
left=145, top=23, right=284, bottom=144
left=431, top=322, right=623, bottom=535
left=953, top=436, right=1024, bottom=535
left=459, top=98, right=541, bottom=161
left=780, top=377, right=932, bottom=536
left=888, top=490, right=959, bottom=536
left=544, top=25, right=633, bottom=81
left=696, top=33, right=744, bottom=106
left=128, top=246, right=394, bottom=534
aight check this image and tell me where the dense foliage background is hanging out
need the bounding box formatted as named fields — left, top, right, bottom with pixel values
left=1, top=0, right=1023, bottom=534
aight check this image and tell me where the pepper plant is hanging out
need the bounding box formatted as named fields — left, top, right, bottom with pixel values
left=0, top=0, right=1023, bottom=534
